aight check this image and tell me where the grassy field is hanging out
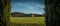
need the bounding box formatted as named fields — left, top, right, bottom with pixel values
left=10, top=17, right=46, bottom=26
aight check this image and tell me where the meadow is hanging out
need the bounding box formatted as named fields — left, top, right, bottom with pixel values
left=10, top=17, right=46, bottom=26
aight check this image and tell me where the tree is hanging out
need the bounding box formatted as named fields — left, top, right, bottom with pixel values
left=45, top=0, right=60, bottom=26
left=0, top=0, right=11, bottom=26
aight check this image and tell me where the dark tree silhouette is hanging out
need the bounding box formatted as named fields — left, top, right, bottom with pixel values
left=45, top=0, right=60, bottom=26
left=0, top=0, right=10, bottom=26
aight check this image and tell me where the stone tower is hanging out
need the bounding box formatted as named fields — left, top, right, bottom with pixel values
left=32, top=13, right=34, bottom=17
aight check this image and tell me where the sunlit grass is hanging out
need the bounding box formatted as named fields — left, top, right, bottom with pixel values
left=10, top=17, right=46, bottom=26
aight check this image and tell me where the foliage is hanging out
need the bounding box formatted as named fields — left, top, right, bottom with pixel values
left=0, top=0, right=10, bottom=26
left=45, top=0, right=60, bottom=26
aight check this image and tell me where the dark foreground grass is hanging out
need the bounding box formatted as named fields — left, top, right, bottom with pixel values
left=10, top=23, right=45, bottom=26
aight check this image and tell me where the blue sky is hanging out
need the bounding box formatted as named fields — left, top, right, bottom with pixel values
left=11, top=0, right=45, bottom=14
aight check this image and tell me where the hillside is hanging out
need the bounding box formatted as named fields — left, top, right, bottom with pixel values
left=11, top=12, right=44, bottom=17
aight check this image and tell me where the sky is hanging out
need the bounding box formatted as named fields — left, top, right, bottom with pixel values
left=11, top=0, right=45, bottom=14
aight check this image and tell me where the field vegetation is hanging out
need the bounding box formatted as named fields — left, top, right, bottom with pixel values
left=10, top=17, right=46, bottom=26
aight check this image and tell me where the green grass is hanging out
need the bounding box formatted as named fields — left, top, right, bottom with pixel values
left=10, top=17, right=46, bottom=26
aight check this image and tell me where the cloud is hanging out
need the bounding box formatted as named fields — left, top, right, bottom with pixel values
left=11, top=0, right=45, bottom=14
left=18, top=3, right=28, bottom=6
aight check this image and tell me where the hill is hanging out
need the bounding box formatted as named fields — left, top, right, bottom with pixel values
left=11, top=12, right=44, bottom=17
